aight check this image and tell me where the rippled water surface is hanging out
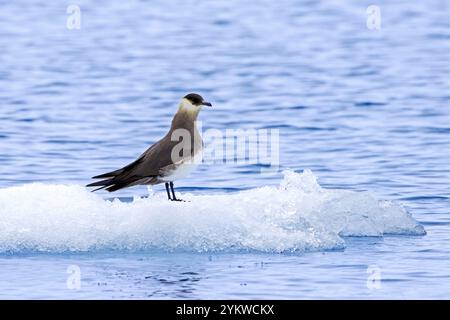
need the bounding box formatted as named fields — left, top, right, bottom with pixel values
left=0, top=1, right=449, bottom=299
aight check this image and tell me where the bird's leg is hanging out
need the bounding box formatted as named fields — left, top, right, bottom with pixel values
left=165, top=182, right=172, bottom=200
left=169, top=181, right=184, bottom=201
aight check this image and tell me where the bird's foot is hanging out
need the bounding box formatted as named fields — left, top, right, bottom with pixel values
left=170, top=198, right=188, bottom=202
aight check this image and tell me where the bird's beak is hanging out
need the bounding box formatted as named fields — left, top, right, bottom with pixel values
left=201, top=101, right=212, bottom=107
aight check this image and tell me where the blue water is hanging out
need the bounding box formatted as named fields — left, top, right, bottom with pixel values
left=1, top=0, right=449, bottom=299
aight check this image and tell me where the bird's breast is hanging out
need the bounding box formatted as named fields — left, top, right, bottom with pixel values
left=160, top=150, right=202, bottom=182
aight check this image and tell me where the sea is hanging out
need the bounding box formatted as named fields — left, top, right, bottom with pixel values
left=0, top=0, right=449, bottom=299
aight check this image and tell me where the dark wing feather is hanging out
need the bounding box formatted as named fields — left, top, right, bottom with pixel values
left=91, top=154, right=145, bottom=179
left=86, top=135, right=179, bottom=192
left=86, top=177, right=114, bottom=187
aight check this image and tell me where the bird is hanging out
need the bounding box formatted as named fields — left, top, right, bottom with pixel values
left=86, top=93, right=212, bottom=201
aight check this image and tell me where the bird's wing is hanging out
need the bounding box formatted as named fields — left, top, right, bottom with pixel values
left=131, top=131, right=202, bottom=178
left=128, top=136, right=179, bottom=178
left=87, top=135, right=181, bottom=192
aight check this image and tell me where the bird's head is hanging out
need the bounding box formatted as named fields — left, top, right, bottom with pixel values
left=178, top=93, right=212, bottom=117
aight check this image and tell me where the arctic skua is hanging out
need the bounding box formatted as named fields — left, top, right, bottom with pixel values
left=86, top=93, right=212, bottom=201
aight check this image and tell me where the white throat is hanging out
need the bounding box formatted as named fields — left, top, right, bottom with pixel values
left=179, top=98, right=201, bottom=113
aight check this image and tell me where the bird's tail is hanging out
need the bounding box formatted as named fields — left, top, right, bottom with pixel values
left=86, top=178, right=115, bottom=192
left=86, top=156, right=149, bottom=192
left=86, top=175, right=144, bottom=192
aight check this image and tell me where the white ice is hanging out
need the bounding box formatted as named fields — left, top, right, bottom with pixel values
left=0, top=170, right=425, bottom=253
